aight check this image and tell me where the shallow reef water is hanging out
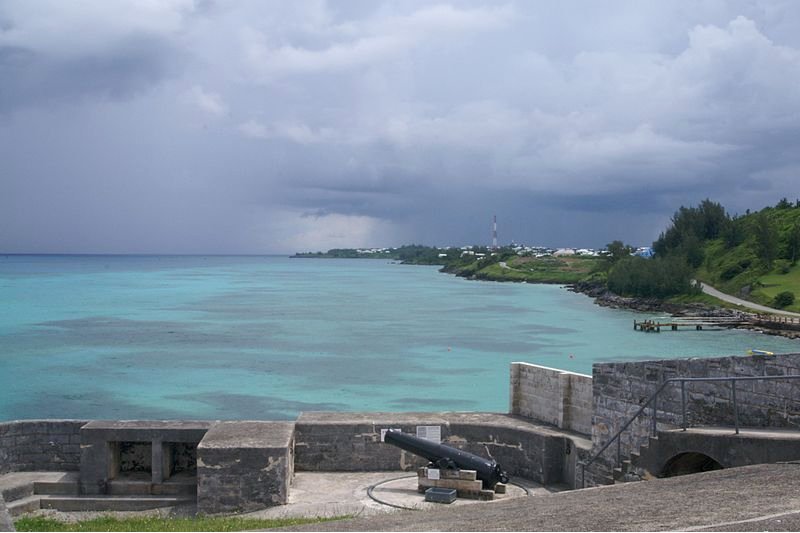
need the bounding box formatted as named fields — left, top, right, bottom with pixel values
left=1, top=255, right=797, bottom=420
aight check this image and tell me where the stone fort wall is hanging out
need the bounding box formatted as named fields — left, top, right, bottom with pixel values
left=509, top=362, right=593, bottom=435
left=0, top=420, right=86, bottom=475
left=293, top=412, right=591, bottom=487
left=589, top=352, right=800, bottom=482
left=3, top=352, right=800, bottom=502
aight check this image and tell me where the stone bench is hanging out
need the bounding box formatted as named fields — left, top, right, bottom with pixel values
left=197, top=421, right=295, bottom=514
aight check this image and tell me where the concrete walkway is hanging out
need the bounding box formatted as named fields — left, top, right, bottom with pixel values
left=699, top=282, right=800, bottom=317
left=283, top=463, right=800, bottom=531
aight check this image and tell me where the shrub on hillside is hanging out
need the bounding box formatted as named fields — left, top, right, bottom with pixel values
left=773, top=291, right=795, bottom=308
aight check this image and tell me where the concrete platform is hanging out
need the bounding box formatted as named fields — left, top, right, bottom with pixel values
left=7, top=471, right=552, bottom=524
left=281, top=463, right=800, bottom=531
left=242, top=472, right=551, bottom=520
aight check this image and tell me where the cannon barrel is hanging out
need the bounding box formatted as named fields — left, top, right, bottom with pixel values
left=384, top=430, right=509, bottom=488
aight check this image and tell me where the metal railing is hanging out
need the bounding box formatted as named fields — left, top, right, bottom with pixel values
left=579, top=374, right=800, bottom=488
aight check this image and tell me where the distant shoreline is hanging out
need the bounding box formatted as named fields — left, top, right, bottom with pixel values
left=294, top=254, right=800, bottom=341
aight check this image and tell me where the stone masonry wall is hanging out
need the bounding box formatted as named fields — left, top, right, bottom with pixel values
left=294, top=412, right=591, bottom=487
left=0, top=420, right=86, bottom=474
left=510, top=363, right=593, bottom=435
left=589, top=352, right=800, bottom=485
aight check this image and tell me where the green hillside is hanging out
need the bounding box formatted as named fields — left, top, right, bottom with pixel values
left=443, top=254, right=605, bottom=284
left=696, top=203, right=800, bottom=312
left=603, top=198, right=800, bottom=314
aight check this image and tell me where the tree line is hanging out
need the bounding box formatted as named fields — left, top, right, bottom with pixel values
left=606, top=198, right=800, bottom=302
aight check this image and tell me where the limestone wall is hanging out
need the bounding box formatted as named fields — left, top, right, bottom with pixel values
left=294, top=412, right=591, bottom=487
left=0, top=420, right=86, bottom=474
left=197, top=421, right=295, bottom=514
left=589, top=352, right=800, bottom=484
left=510, top=363, right=592, bottom=435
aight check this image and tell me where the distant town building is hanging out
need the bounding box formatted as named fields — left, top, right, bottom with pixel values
left=553, top=248, right=577, bottom=256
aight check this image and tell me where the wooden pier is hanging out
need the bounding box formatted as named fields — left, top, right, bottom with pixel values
left=634, top=317, right=747, bottom=332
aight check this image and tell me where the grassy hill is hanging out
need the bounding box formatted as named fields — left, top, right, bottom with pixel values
left=696, top=205, right=800, bottom=313
left=443, top=254, right=605, bottom=284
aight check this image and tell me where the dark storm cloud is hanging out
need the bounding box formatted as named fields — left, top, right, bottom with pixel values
left=0, top=35, right=178, bottom=112
left=1, top=1, right=800, bottom=253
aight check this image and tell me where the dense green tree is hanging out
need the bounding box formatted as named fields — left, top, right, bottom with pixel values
left=753, top=212, right=779, bottom=268
left=606, top=240, right=633, bottom=264
left=697, top=199, right=730, bottom=240
left=677, top=233, right=705, bottom=268
left=653, top=199, right=729, bottom=257
left=608, top=256, right=697, bottom=298
left=786, top=223, right=800, bottom=265
left=721, top=215, right=746, bottom=249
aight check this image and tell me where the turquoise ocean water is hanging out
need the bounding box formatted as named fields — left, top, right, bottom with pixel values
left=1, top=255, right=798, bottom=421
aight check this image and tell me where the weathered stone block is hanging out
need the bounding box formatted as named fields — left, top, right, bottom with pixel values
left=197, top=421, right=295, bottom=515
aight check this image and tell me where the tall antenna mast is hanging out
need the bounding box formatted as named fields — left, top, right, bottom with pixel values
left=492, top=215, right=498, bottom=250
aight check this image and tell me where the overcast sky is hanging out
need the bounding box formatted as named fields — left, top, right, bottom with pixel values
left=2, top=1, right=799, bottom=254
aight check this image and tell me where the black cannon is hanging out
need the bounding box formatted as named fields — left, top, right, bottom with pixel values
left=383, top=429, right=509, bottom=488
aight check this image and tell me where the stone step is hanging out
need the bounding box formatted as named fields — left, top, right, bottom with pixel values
left=107, top=480, right=196, bottom=496
left=7, top=495, right=40, bottom=518
left=1, top=482, right=34, bottom=504
left=39, top=495, right=194, bottom=513
left=34, top=480, right=80, bottom=496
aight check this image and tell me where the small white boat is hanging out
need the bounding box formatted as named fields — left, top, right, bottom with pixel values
left=748, top=349, right=774, bottom=356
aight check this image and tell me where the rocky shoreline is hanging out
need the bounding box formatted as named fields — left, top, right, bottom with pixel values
left=568, top=280, right=800, bottom=340
left=435, top=263, right=800, bottom=340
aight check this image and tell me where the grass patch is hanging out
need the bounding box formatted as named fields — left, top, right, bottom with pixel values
left=14, top=514, right=343, bottom=532
left=450, top=255, right=604, bottom=284
left=476, top=263, right=587, bottom=283
left=751, top=270, right=800, bottom=312
left=666, top=291, right=739, bottom=309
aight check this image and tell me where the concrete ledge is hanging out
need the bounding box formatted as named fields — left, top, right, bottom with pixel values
left=80, top=421, right=214, bottom=443
left=197, top=421, right=295, bottom=514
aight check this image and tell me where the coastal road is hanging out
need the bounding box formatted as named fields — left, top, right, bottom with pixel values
left=698, top=281, right=800, bottom=317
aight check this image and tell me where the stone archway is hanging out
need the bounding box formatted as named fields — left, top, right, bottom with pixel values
left=661, top=452, right=723, bottom=478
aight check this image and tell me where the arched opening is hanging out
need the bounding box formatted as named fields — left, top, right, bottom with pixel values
left=661, top=452, right=723, bottom=478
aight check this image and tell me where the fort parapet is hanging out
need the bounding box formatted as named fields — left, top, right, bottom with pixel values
left=2, top=351, right=799, bottom=516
